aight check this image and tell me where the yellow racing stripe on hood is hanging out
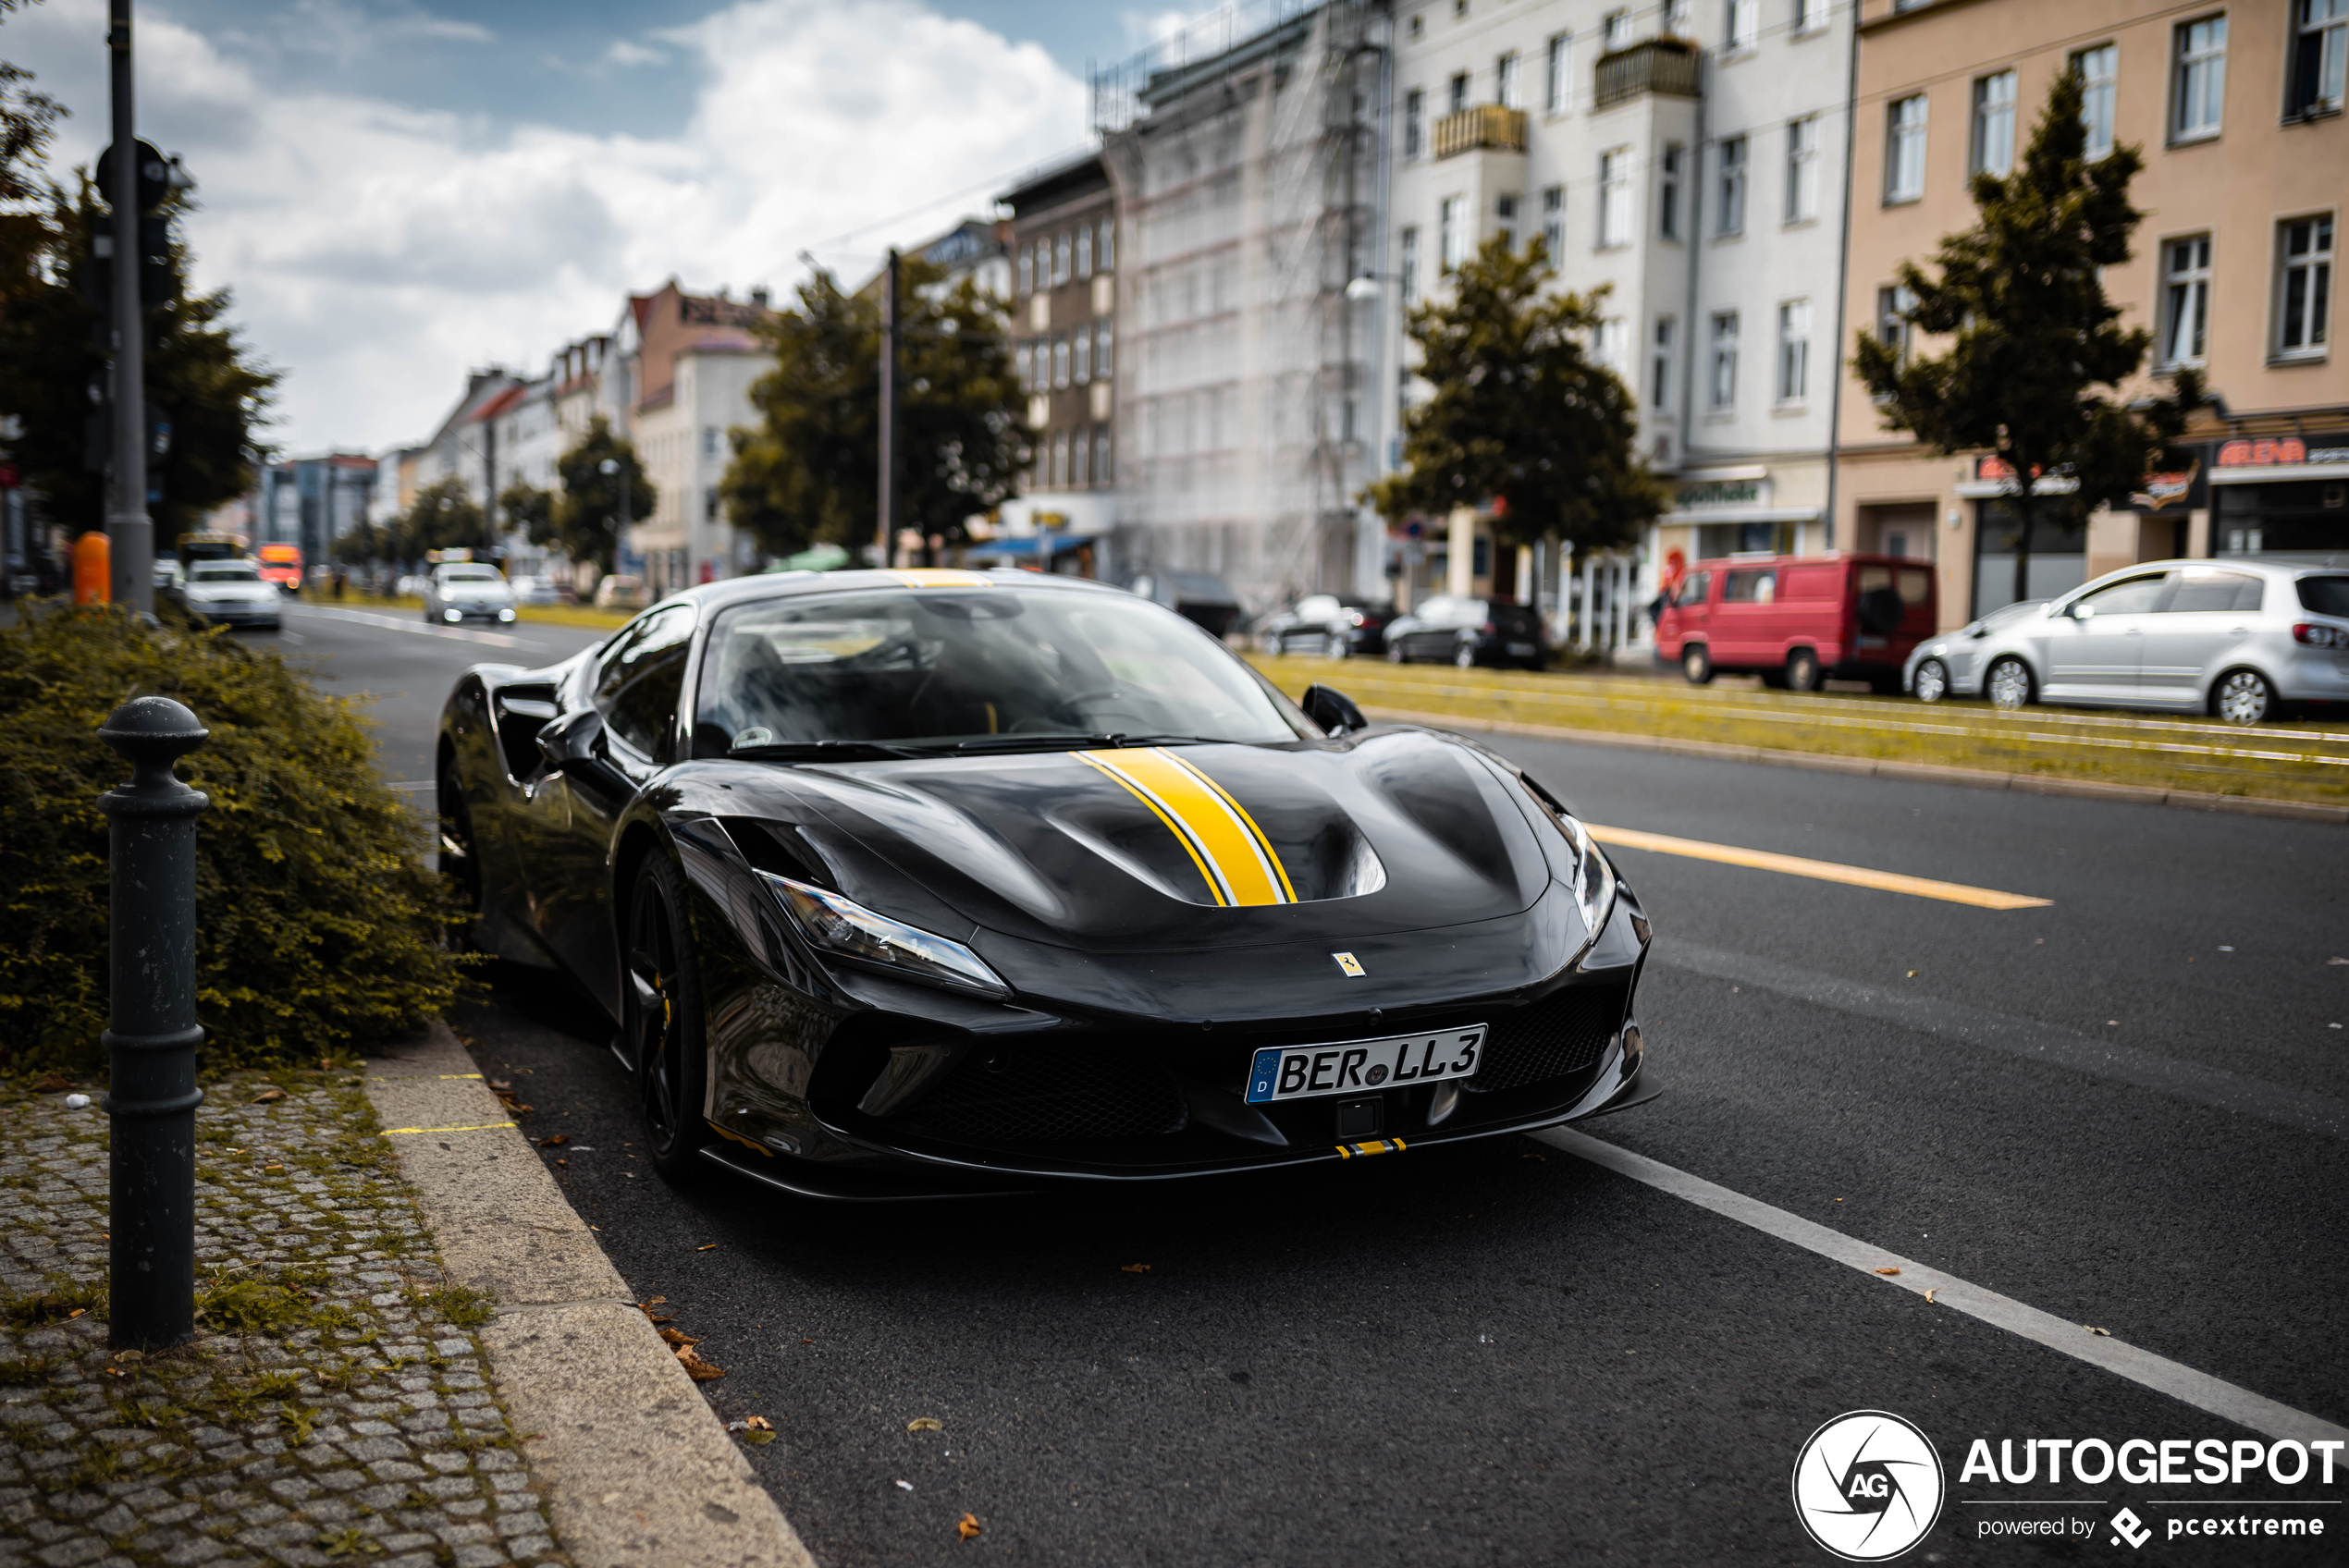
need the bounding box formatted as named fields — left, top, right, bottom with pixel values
left=1077, top=748, right=1294, bottom=907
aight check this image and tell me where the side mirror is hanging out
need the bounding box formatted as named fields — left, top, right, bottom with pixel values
left=534, top=707, right=632, bottom=795
left=1299, top=682, right=1367, bottom=737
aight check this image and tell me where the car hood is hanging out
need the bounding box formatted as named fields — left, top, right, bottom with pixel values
left=679, top=729, right=1563, bottom=956
left=440, top=583, right=511, bottom=599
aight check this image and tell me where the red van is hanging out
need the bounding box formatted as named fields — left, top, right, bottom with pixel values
left=1654, top=554, right=1937, bottom=692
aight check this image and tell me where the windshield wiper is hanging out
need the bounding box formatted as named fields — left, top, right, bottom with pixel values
left=941, top=732, right=1209, bottom=753
left=728, top=740, right=924, bottom=762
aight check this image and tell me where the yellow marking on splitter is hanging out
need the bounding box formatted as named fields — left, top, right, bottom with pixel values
left=707, top=1120, right=775, bottom=1157
left=1586, top=826, right=2051, bottom=910
left=377, top=1121, right=519, bottom=1137
left=1335, top=1137, right=1407, bottom=1159
left=1078, top=748, right=1294, bottom=907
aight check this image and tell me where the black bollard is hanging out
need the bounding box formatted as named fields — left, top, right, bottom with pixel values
left=97, top=694, right=209, bottom=1351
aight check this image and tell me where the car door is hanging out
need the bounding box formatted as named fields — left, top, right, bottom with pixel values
left=2137, top=568, right=2264, bottom=707
left=534, top=602, right=697, bottom=1003
left=1405, top=595, right=1457, bottom=659
left=2039, top=572, right=2170, bottom=702
left=1715, top=568, right=1777, bottom=668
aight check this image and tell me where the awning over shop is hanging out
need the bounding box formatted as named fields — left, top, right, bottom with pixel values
left=962, top=533, right=1094, bottom=563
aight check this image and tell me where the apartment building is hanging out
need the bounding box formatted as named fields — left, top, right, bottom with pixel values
left=1384, top=0, right=1858, bottom=625
left=1096, top=0, right=1385, bottom=609
left=999, top=154, right=1119, bottom=569
left=1837, top=0, right=2348, bottom=628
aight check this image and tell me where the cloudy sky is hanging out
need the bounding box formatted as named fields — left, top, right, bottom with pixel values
left=3, top=0, right=1178, bottom=455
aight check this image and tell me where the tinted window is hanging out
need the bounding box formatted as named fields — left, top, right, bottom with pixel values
left=594, top=604, right=696, bottom=759
left=1416, top=595, right=1462, bottom=623
left=1675, top=570, right=1711, bottom=606
left=1723, top=569, right=1777, bottom=604
left=2076, top=574, right=2166, bottom=616
left=191, top=563, right=260, bottom=582
left=2293, top=576, right=2349, bottom=618
left=2162, top=570, right=2263, bottom=614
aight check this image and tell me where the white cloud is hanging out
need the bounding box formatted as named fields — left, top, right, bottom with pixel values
left=602, top=39, right=667, bottom=68
left=6, top=0, right=1086, bottom=454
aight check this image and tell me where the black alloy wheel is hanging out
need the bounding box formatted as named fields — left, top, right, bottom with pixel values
left=1681, top=643, right=1714, bottom=684
left=1785, top=648, right=1823, bottom=692
left=626, top=855, right=712, bottom=1177
left=436, top=760, right=481, bottom=937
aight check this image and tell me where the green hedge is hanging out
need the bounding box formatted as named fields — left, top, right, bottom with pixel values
left=0, top=606, right=468, bottom=1073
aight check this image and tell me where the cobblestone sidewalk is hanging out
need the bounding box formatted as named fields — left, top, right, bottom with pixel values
left=0, top=1069, right=567, bottom=1568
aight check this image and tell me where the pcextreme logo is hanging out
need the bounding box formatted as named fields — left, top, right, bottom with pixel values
left=1792, top=1411, right=1948, bottom=1562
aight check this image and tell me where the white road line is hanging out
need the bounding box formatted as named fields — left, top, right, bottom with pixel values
left=1536, top=1127, right=2349, bottom=1445
left=286, top=604, right=549, bottom=651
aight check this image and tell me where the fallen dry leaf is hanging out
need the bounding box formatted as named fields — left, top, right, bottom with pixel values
left=2084, top=1325, right=2111, bottom=1337
left=250, top=1088, right=286, bottom=1105
left=488, top=1079, right=512, bottom=1091
left=957, top=1513, right=982, bottom=1540
left=906, top=1417, right=942, bottom=1432
left=67, top=1308, right=84, bottom=1319
left=675, top=1345, right=726, bottom=1380
left=32, top=1072, right=75, bottom=1093
left=741, top=1415, right=773, bottom=1431
left=802, top=1338, right=815, bottom=1345
left=556, top=1159, right=567, bottom=1169
left=1873, top=1268, right=1900, bottom=1277
left=538, top=1134, right=568, bottom=1147
left=658, top=1328, right=700, bottom=1347
left=1924, top=1289, right=1937, bottom=1305
left=1121, top=1263, right=1150, bottom=1274
left=264, top=1165, right=285, bottom=1173
left=696, top=1243, right=717, bottom=1252
left=1905, top=970, right=1917, bottom=978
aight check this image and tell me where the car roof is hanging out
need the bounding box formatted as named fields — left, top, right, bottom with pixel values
left=680, top=567, right=1134, bottom=617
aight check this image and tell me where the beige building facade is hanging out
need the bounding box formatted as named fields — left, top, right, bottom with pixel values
left=1837, top=0, right=2348, bottom=631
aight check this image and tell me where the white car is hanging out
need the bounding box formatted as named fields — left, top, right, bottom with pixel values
left=1903, top=599, right=2047, bottom=703
left=423, top=564, right=518, bottom=625
left=1950, top=559, right=2349, bottom=724
left=508, top=574, right=564, bottom=606
left=181, top=560, right=282, bottom=631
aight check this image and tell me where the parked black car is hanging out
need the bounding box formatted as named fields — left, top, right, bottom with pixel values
left=1384, top=594, right=1549, bottom=669
left=1128, top=571, right=1242, bottom=638
left=1256, top=593, right=1394, bottom=658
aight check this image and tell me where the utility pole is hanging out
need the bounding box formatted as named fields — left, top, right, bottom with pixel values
left=106, top=0, right=153, bottom=612
left=877, top=248, right=900, bottom=570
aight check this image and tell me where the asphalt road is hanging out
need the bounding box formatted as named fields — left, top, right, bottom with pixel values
left=277, top=604, right=2349, bottom=1565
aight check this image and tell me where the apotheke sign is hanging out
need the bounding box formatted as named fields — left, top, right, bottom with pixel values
left=1675, top=479, right=1765, bottom=509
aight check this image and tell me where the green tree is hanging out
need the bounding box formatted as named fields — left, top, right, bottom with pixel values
left=550, top=415, right=653, bottom=573
left=0, top=179, right=278, bottom=552
left=1365, top=236, right=1665, bottom=567
left=721, top=258, right=1030, bottom=561
left=496, top=475, right=553, bottom=552
left=392, top=475, right=492, bottom=559
left=1855, top=68, right=2204, bottom=605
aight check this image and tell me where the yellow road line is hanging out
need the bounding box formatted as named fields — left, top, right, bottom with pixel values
left=1587, top=826, right=2052, bottom=910
left=378, top=1121, right=518, bottom=1137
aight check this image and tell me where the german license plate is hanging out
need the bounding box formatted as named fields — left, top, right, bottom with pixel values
left=1244, top=1026, right=1486, bottom=1104
left=1506, top=642, right=1536, bottom=656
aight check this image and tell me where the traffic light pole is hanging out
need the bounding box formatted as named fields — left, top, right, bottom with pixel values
left=106, top=0, right=153, bottom=613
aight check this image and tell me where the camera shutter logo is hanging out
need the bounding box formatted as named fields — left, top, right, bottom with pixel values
left=1790, top=1410, right=1945, bottom=1561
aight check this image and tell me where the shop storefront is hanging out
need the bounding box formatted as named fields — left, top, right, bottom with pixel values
left=2208, top=433, right=2349, bottom=557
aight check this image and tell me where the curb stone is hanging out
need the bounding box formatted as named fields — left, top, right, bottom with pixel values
left=1362, top=706, right=2349, bottom=825
left=365, top=1025, right=814, bottom=1568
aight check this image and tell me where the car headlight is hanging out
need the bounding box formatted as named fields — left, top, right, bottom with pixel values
left=1553, top=811, right=1618, bottom=939
left=756, top=872, right=1010, bottom=998
left=498, top=608, right=516, bottom=621
left=444, top=608, right=461, bottom=621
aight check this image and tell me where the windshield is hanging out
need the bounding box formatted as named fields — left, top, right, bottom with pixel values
left=695, top=587, right=1307, bottom=752
left=441, top=568, right=501, bottom=582
left=191, top=563, right=260, bottom=582
left=1975, top=598, right=2045, bottom=631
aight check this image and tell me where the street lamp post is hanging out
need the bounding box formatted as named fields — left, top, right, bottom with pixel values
left=105, top=0, right=152, bottom=613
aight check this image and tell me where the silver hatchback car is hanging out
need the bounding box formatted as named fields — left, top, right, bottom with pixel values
left=1912, top=559, right=2349, bottom=724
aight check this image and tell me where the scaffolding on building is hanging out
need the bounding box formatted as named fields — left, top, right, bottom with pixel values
left=1093, top=0, right=1384, bottom=614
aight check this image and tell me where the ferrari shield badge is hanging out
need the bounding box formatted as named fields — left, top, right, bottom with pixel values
left=1332, top=952, right=1366, bottom=977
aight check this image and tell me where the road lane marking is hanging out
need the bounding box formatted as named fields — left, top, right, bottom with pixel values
left=1537, top=1126, right=2349, bottom=1445
left=286, top=604, right=551, bottom=650
left=1588, top=825, right=2051, bottom=909
left=1657, top=939, right=2349, bottom=1142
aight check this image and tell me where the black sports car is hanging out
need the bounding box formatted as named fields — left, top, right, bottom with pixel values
left=437, top=568, right=1653, bottom=1197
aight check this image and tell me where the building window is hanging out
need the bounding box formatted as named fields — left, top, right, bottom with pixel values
left=1664, top=0, right=1691, bottom=33
left=1540, top=187, right=1564, bottom=259
left=705, top=491, right=721, bottom=522
left=1017, top=247, right=1032, bottom=295
left=1594, top=318, right=1627, bottom=374
left=1073, top=327, right=1090, bottom=385
left=1400, top=226, right=1420, bottom=300
left=1727, top=0, right=1758, bottom=51
left=1496, top=51, right=1520, bottom=109
left=2277, top=215, right=2334, bottom=357
left=2173, top=16, right=2226, bottom=141
left=2294, top=0, right=2347, bottom=116
left=1785, top=116, right=1818, bottom=223
left=1603, top=10, right=1629, bottom=50
left=1777, top=300, right=1811, bottom=402
left=1072, top=427, right=1088, bottom=486
left=1016, top=342, right=1033, bottom=391
left=2071, top=44, right=2119, bottom=157
left=1793, top=0, right=1823, bottom=33
left=1709, top=312, right=1739, bottom=409
left=1053, top=334, right=1070, bottom=388
left=1075, top=226, right=1092, bottom=277
left=1053, top=233, right=1072, bottom=285
left=1095, top=323, right=1113, bottom=380
left=1051, top=433, right=1067, bottom=489
left=1545, top=33, right=1570, bottom=113
left=1093, top=428, right=1112, bottom=487
left=1972, top=70, right=2018, bottom=176
left=1439, top=196, right=1465, bottom=273
left=1716, top=134, right=1747, bottom=234
left=1495, top=192, right=1519, bottom=251
left=701, top=425, right=720, bottom=457
left=1652, top=316, right=1675, bottom=410
left=1876, top=284, right=1916, bottom=366
left=1099, top=220, right=1113, bottom=271
left=1405, top=90, right=1424, bottom=157
left=1599, top=151, right=1630, bottom=248
left=1658, top=144, right=1683, bottom=239
left=1449, top=71, right=1470, bottom=114
left=1886, top=95, right=1928, bottom=202
left=2162, top=236, right=2212, bottom=365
